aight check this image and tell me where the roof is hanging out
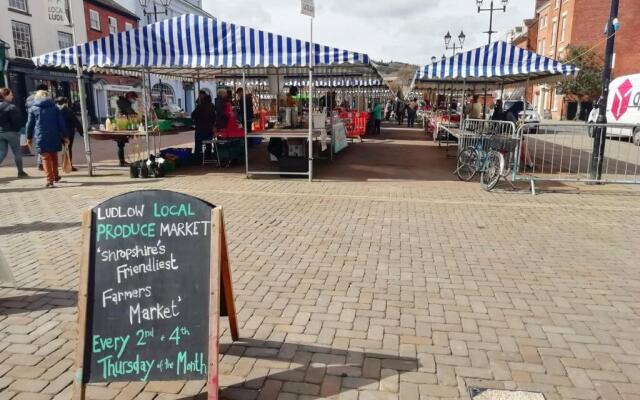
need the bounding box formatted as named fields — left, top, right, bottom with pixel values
left=32, top=14, right=375, bottom=82
left=86, top=0, right=140, bottom=20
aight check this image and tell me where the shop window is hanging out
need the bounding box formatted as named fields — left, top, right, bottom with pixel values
left=151, top=83, right=175, bottom=105
left=11, top=20, right=33, bottom=58
left=58, top=31, right=73, bottom=49
left=8, top=0, right=28, bottom=12
left=90, top=9, right=100, bottom=30
left=108, top=16, right=118, bottom=35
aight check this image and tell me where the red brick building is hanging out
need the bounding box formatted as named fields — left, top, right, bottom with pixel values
left=528, top=0, right=640, bottom=120
left=84, top=0, right=139, bottom=42
left=83, top=0, right=140, bottom=121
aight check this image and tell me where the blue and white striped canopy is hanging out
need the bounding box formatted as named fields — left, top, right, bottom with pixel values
left=33, top=14, right=370, bottom=76
left=416, top=41, right=578, bottom=82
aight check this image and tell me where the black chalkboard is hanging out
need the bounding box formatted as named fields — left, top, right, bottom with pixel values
left=84, top=190, right=215, bottom=383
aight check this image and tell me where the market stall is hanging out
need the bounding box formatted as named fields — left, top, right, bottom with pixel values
left=413, top=41, right=579, bottom=143
left=33, top=14, right=381, bottom=180
left=412, top=41, right=579, bottom=179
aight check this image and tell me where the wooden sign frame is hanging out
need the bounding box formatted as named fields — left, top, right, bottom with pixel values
left=73, top=205, right=238, bottom=400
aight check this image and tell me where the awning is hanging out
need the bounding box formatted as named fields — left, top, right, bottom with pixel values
left=32, top=14, right=371, bottom=81
left=415, top=41, right=579, bottom=84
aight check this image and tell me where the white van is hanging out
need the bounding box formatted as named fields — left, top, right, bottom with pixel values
left=593, top=74, right=640, bottom=144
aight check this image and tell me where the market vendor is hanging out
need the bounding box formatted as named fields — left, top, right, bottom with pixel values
left=235, top=88, right=254, bottom=133
left=285, top=86, right=299, bottom=108
left=115, top=91, right=138, bottom=167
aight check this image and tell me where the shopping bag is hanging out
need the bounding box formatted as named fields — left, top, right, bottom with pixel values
left=62, top=143, right=73, bottom=174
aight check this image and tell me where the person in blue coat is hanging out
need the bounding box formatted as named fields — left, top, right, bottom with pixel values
left=26, top=91, right=68, bottom=188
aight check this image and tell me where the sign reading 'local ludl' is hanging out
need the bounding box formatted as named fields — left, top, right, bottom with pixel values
left=73, top=190, right=238, bottom=400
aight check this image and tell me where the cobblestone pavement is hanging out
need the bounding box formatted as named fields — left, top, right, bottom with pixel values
left=1, top=128, right=640, bottom=400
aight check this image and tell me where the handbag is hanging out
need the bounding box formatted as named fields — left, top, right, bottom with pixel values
left=62, top=143, right=73, bottom=173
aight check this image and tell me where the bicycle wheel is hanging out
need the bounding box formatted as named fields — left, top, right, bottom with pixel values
left=456, top=147, right=480, bottom=181
left=480, top=151, right=504, bottom=191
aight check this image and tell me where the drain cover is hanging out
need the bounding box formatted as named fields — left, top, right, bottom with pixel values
left=469, top=388, right=546, bottom=400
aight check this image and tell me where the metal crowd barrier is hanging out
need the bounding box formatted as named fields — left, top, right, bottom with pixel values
left=459, top=119, right=517, bottom=155
left=513, top=122, right=640, bottom=191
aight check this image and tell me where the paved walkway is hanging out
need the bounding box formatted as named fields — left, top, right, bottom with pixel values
left=1, top=126, right=640, bottom=400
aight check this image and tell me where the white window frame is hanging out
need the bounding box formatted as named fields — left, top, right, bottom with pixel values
left=57, top=31, right=73, bottom=49
left=89, top=9, right=100, bottom=31
left=551, top=18, right=558, bottom=46
left=125, top=22, right=133, bottom=31
left=108, top=16, right=118, bottom=35
left=11, top=20, right=33, bottom=59
left=8, top=0, right=28, bottom=13
left=561, top=14, right=568, bottom=42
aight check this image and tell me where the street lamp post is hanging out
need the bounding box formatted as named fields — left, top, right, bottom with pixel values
left=138, top=1, right=172, bottom=107
left=443, top=31, right=465, bottom=116
left=590, top=0, right=620, bottom=181
left=139, top=0, right=172, bottom=24
left=476, top=0, right=508, bottom=118
left=444, top=30, right=466, bottom=57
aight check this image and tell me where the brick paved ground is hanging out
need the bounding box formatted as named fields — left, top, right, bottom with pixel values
left=1, top=126, right=640, bottom=400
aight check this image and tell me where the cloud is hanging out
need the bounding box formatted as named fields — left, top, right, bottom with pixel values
left=202, top=0, right=536, bottom=65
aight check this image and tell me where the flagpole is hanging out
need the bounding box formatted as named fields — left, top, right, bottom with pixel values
left=67, top=0, right=92, bottom=176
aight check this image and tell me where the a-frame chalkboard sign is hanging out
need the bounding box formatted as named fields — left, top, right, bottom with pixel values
left=73, top=190, right=239, bottom=400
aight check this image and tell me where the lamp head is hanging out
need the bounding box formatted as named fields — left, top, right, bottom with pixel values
left=138, top=0, right=150, bottom=8
left=458, top=31, right=466, bottom=46
left=444, top=31, right=452, bottom=47
left=476, top=0, right=483, bottom=12
left=159, top=0, right=172, bottom=7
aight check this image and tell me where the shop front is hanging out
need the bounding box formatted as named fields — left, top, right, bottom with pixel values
left=6, top=58, right=94, bottom=119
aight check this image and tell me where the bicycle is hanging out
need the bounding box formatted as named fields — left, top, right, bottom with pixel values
left=455, top=134, right=520, bottom=191
left=479, top=135, right=520, bottom=191
left=454, top=133, right=491, bottom=182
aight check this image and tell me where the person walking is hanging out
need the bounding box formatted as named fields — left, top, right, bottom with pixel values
left=115, top=91, right=138, bottom=166
left=372, top=101, right=383, bottom=135
left=407, top=98, right=418, bottom=128
left=56, top=97, right=83, bottom=171
left=384, top=100, right=393, bottom=121
left=26, top=90, right=67, bottom=188
left=191, top=94, right=216, bottom=160
left=394, top=99, right=405, bottom=125
left=0, top=88, right=28, bottom=178
left=26, top=84, right=50, bottom=167
left=470, top=95, right=483, bottom=119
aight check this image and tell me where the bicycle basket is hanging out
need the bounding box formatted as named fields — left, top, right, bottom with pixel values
left=488, top=135, right=520, bottom=153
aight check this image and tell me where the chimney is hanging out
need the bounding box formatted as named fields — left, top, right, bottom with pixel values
left=535, top=0, right=549, bottom=11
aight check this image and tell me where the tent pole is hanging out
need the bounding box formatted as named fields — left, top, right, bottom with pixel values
left=68, top=3, right=92, bottom=176
left=308, top=17, right=314, bottom=182
left=142, top=70, right=150, bottom=160
left=242, top=70, right=249, bottom=177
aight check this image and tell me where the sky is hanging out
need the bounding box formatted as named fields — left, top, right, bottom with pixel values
left=202, top=0, right=537, bottom=66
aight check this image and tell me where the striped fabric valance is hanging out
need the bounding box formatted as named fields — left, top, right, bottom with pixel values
left=416, top=41, right=578, bottom=82
left=33, top=14, right=369, bottom=70
left=285, top=78, right=383, bottom=87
